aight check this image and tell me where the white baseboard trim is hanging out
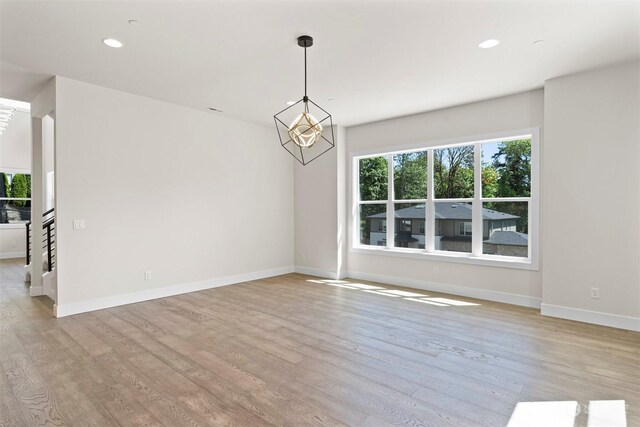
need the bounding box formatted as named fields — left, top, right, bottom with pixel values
left=294, top=266, right=347, bottom=280
left=346, top=270, right=542, bottom=309
left=54, top=265, right=295, bottom=318
left=30, top=285, right=43, bottom=296
left=0, top=251, right=25, bottom=260
left=541, top=303, right=640, bottom=332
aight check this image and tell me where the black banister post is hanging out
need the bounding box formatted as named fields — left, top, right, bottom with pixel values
left=26, top=223, right=30, bottom=265
left=46, top=224, right=52, bottom=272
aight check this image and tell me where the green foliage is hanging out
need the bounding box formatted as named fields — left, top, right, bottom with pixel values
left=394, top=152, right=427, bottom=200
left=359, top=157, right=388, bottom=201
left=481, top=166, right=499, bottom=198
left=358, top=157, right=387, bottom=243
left=434, top=146, right=474, bottom=198
left=10, top=174, right=29, bottom=207
left=492, top=139, right=531, bottom=197
left=0, top=173, right=8, bottom=198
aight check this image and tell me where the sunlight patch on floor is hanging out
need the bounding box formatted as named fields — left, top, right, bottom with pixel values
left=588, top=400, right=627, bottom=427
left=507, top=401, right=627, bottom=427
left=377, top=289, right=427, bottom=297
left=507, top=401, right=578, bottom=427
left=362, top=290, right=401, bottom=297
left=323, top=283, right=360, bottom=289
left=425, top=297, right=480, bottom=306
left=341, top=283, right=385, bottom=290
left=404, top=298, right=447, bottom=306
left=305, top=278, right=481, bottom=307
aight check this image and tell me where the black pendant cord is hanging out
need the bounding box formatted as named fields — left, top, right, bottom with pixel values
left=304, top=46, right=309, bottom=112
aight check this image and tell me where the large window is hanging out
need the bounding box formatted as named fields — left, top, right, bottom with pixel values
left=0, top=171, right=31, bottom=225
left=352, top=130, right=538, bottom=269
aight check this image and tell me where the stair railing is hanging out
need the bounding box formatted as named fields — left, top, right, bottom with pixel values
left=26, top=208, right=55, bottom=271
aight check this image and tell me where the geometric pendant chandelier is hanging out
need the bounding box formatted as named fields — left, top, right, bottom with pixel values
left=0, top=104, right=16, bottom=136
left=274, top=35, right=335, bottom=165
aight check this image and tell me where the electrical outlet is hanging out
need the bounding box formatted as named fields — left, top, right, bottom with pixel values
left=144, top=271, right=151, bottom=280
left=10, top=241, right=16, bottom=248
left=433, top=266, right=439, bottom=274
left=590, top=287, right=600, bottom=299
left=73, top=219, right=86, bottom=230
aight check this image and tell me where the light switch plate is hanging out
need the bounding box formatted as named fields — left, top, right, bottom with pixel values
left=73, top=219, right=86, bottom=230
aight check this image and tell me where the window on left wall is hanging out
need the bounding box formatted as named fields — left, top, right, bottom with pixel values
left=0, top=171, right=31, bottom=225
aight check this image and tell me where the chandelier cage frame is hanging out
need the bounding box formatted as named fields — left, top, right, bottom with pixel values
left=273, top=35, right=336, bottom=166
left=0, top=105, right=16, bottom=136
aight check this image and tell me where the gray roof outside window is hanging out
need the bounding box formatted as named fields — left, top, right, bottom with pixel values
left=367, top=203, right=519, bottom=221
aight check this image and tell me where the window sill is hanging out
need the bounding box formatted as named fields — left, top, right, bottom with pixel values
left=350, top=246, right=539, bottom=271
left=0, top=224, right=28, bottom=230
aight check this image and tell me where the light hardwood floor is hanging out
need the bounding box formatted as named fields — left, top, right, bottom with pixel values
left=1, top=258, right=638, bottom=426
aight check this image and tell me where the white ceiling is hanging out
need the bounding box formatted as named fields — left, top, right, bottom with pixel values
left=1, top=0, right=638, bottom=127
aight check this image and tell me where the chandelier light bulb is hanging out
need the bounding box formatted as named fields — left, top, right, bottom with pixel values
left=288, top=109, right=323, bottom=148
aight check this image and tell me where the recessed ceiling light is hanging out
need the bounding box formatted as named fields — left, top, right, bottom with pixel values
left=478, top=39, right=500, bottom=49
left=328, top=98, right=335, bottom=102
left=102, top=38, right=123, bottom=48
left=128, top=19, right=139, bottom=25
left=286, top=101, right=296, bottom=106
left=533, top=39, right=545, bottom=45
left=208, top=107, right=223, bottom=112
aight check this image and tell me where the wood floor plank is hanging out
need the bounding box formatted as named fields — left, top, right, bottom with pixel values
left=56, top=316, right=112, bottom=357
left=1, top=258, right=638, bottom=426
left=41, top=367, right=119, bottom=427
left=97, top=383, right=166, bottom=426
left=161, top=333, right=348, bottom=426
left=0, top=364, right=28, bottom=427
left=13, top=385, right=69, bottom=426
left=184, top=326, right=372, bottom=425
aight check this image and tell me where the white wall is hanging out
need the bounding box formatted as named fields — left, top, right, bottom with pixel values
left=345, top=90, right=544, bottom=306
left=0, top=109, right=31, bottom=259
left=542, top=61, right=640, bottom=330
left=54, top=77, right=293, bottom=315
left=294, top=126, right=347, bottom=279
left=0, top=109, right=30, bottom=170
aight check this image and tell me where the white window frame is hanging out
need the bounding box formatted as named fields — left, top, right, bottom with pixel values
left=350, top=128, right=539, bottom=270
left=0, top=168, right=32, bottom=229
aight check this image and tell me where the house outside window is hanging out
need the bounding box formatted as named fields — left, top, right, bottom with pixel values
left=352, top=129, right=538, bottom=270
left=459, top=221, right=472, bottom=236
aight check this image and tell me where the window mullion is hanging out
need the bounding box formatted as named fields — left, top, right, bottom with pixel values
left=386, top=154, right=394, bottom=249
left=472, top=143, right=482, bottom=256
left=426, top=149, right=434, bottom=253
